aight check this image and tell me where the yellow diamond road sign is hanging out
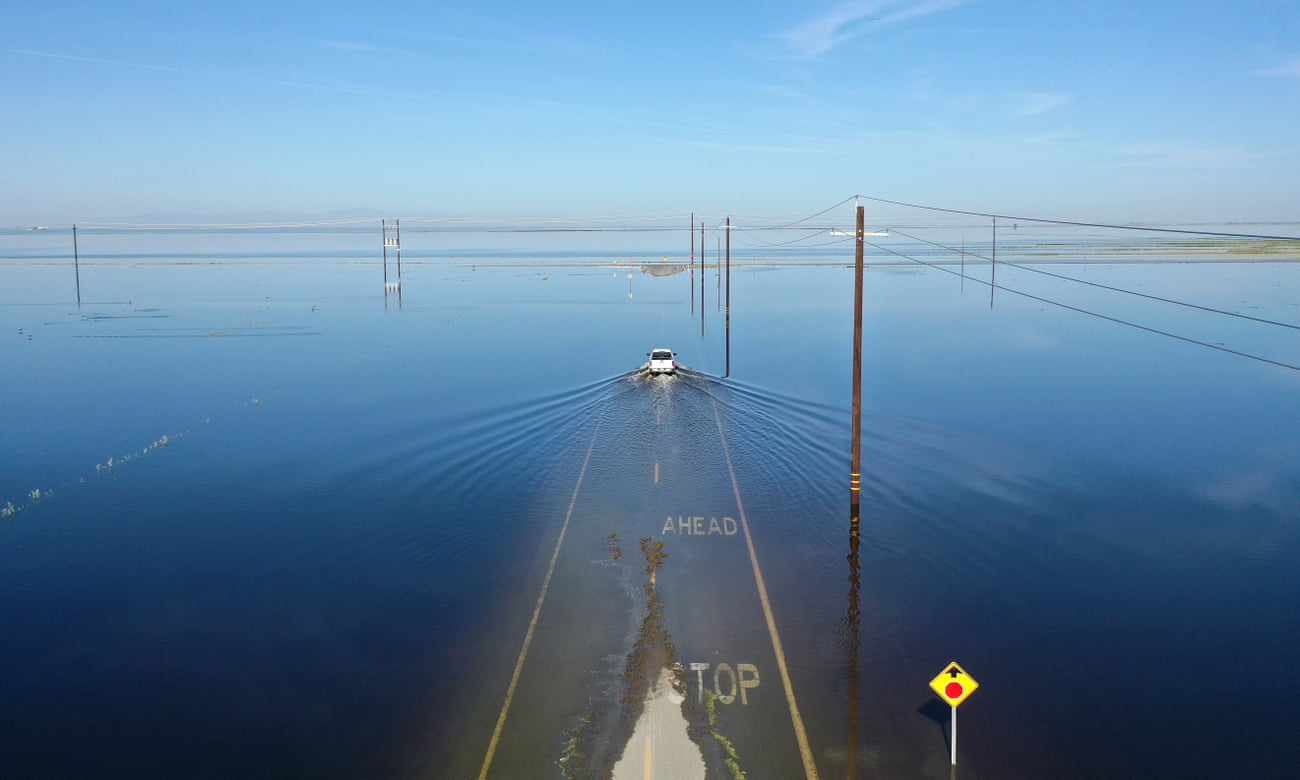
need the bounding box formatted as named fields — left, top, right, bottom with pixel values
left=930, top=661, right=979, bottom=707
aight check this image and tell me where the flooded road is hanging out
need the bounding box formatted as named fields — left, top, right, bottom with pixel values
left=466, top=370, right=825, bottom=778
left=2, top=230, right=1299, bottom=777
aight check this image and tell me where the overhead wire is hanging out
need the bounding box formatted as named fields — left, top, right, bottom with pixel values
left=763, top=195, right=861, bottom=230
left=888, top=228, right=1300, bottom=332
left=856, top=194, right=1300, bottom=241
left=730, top=227, right=844, bottom=249
left=57, top=194, right=1300, bottom=240
left=53, top=193, right=1300, bottom=370
left=863, top=240, right=1300, bottom=373
left=72, top=202, right=866, bottom=234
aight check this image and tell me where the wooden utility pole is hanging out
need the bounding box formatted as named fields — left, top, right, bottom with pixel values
left=990, top=217, right=997, bottom=308
left=73, top=224, right=81, bottom=306
left=381, top=219, right=403, bottom=308
left=686, top=213, right=696, bottom=313
left=724, top=216, right=731, bottom=378
left=851, top=205, right=864, bottom=521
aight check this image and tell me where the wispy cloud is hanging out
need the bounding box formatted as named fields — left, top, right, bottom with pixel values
left=779, top=0, right=968, bottom=59
left=317, top=40, right=419, bottom=58
left=1, top=45, right=436, bottom=102
left=678, top=138, right=843, bottom=156
left=1255, top=57, right=1300, bottom=78
left=754, top=83, right=813, bottom=102
left=1010, top=91, right=1071, bottom=118
left=1107, top=140, right=1264, bottom=170
left=374, top=27, right=594, bottom=61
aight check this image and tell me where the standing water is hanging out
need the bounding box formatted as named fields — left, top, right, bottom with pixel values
left=1, top=226, right=1298, bottom=778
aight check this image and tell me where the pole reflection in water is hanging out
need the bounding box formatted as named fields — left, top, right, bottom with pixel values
left=845, top=513, right=862, bottom=778
left=700, top=223, right=707, bottom=338
left=384, top=262, right=402, bottom=310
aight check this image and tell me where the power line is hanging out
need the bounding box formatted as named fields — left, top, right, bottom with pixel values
left=61, top=195, right=1300, bottom=240
left=732, top=227, right=845, bottom=249
left=888, top=229, right=1300, bottom=332
left=857, top=194, right=1300, bottom=241
left=864, top=240, right=1300, bottom=373
left=765, top=195, right=860, bottom=230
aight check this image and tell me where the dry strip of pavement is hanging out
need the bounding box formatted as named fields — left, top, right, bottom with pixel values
left=478, top=387, right=820, bottom=779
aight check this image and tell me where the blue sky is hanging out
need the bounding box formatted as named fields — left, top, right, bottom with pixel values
left=3, top=0, right=1299, bottom=224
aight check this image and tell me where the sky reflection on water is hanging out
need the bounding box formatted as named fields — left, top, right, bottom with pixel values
left=1, top=239, right=1299, bottom=778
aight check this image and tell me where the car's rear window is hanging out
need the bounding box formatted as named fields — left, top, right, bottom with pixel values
left=652, top=351, right=672, bottom=359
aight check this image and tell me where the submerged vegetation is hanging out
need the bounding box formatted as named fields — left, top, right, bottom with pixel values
left=704, top=688, right=748, bottom=780
left=620, top=538, right=674, bottom=706
left=3, top=431, right=181, bottom=522
left=557, top=712, right=594, bottom=777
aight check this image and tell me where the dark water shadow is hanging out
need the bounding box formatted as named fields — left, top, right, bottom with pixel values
left=917, top=698, right=952, bottom=751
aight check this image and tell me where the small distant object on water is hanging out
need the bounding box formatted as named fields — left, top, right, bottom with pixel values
left=29, top=226, right=48, bottom=231
left=647, top=348, right=676, bottom=375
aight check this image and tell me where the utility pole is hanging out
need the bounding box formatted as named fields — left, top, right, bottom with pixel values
left=725, top=216, right=731, bottom=378
left=73, top=224, right=81, bottom=306
left=382, top=219, right=390, bottom=286
left=851, top=204, right=864, bottom=522
left=990, top=217, right=997, bottom=308
left=382, top=219, right=402, bottom=308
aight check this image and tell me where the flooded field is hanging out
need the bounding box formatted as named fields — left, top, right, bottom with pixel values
left=2, top=226, right=1299, bottom=778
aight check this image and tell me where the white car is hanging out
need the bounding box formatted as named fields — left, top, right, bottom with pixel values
left=647, top=348, right=677, bottom=375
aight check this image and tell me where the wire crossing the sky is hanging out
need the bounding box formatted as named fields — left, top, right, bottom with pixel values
left=864, top=239, right=1300, bottom=373
left=887, top=228, right=1300, bottom=333
left=855, top=194, right=1300, bottom=242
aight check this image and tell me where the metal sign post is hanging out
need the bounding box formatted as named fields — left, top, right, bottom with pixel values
left=951, top=705, right=957, bottom=766
left=929, top=661, right=979, bottom=767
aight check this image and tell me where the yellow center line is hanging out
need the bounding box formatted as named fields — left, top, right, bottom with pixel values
left=644, top=733, right=653, bottom=779
left=477, top=424, right=600, bottom=780
left=710, top=397, right=820, bottom=780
